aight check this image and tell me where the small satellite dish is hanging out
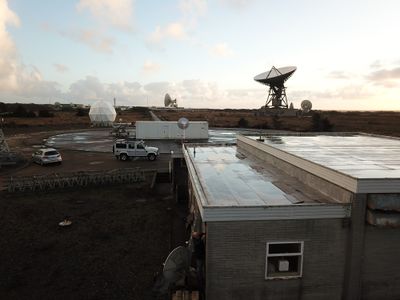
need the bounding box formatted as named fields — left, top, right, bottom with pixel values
left=58, top=218, right=72, bottom=227
left=152, top=246, right=191, bottom=296
left=163, top=246, right=190, bottom=280
left=164, top=93, right=178, bottom=108
left=177, top=117, right=189, bottom=130
left=301, top=100, right=312, bottom=113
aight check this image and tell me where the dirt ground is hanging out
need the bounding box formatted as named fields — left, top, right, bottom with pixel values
left=0, top=121, right=188, bottom=300
left=0, top=184, right=188, bottom=300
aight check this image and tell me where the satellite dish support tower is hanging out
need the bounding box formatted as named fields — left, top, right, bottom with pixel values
left=265, top=67, right=288, bottom=109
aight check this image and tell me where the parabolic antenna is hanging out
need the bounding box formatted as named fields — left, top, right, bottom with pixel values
left=177, top=117, right=189, bottom=130
left=164, top=93, right=172, bottom=106
left=164, top=93, right=178, bottom=108
left=301, top=100, right=312, bottom=113
left=163, top=246, right=190, bottom=280
left=153, top=246, right=191, bottom=296
left=254, top=66, right=297, bottom=109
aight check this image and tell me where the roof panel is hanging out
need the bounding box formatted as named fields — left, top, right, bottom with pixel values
left=248, top=135, right=400, bottom=180
left=187, top=146, right=333, bottom=208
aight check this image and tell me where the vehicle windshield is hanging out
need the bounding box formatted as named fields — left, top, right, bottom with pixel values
left=44, top=151, right=59, bottom=156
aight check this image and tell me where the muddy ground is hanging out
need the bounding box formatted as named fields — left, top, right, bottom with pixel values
left=0, top=184, right=187, bottom=300
left=0, top=122, right=188, bottom=300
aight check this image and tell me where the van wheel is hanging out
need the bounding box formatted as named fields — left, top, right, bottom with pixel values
left=148, top=154, right=156, bottom=161
left=120, top=154, right=128, bottom=161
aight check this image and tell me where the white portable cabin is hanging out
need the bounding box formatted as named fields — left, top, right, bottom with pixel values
left=135, top=121, right=208, bottom=140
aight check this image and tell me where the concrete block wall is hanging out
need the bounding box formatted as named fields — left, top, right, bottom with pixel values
left=205, top=219, right=348, bottom=300
left=362, top=226, right=400, bottom=300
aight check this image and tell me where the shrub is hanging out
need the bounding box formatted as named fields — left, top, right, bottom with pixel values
left=38, top=109, right=54, bottom=117
left=0, top=102, right=7, bottom=113
left=76, top=108, right=89, bottom=116
left=13, top=105, right=28, bottom=117
left=272, top=115, right=282, bottom=129
left=238, top=117, right=249, bottom=128
left=311, top=112, right=333, bottom=131
left=26, top=110, right=36, bottom=118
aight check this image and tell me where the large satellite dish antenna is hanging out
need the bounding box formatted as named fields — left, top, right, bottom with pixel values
left=254, top=66, right=297, bottom=109
left=164, top=93, right=178, bottom=108
left=301, top=99, right=312, bottom=113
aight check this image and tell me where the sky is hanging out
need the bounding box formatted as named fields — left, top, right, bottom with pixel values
left=0, top=0, right=400, bottom=110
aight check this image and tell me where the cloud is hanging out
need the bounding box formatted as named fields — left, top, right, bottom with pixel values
left=180, top=0, right=207, bottom=16
left=210, top=43, right=234, bottom=58
left=326, top=70, right=352, bottom=79
left=60, top=77, right=232, bottom=108
left=147, top=22, right=187, bottom=49
left=66, top=76, right=147, bottom=105
left=146, top=0, right=206, bottom=49
left=0, top=0, right=20, bottom=91
left=141, top=60, right=161, bottom=74
left=180, top=0, right=207, bottom=26
left=366, top=66, right=400, bottom=88
left=76, top=0, right=135, bottom=31
left=291, top=84, right=374, bottom=103
left=0, top=0, right=61, bottom=102
left=60, top=28, right=115, bottom=54
left=53, top=63, right=69, bottom=73
left=370, top=60, right=382, bottom=69
left=165, top=22, right=186, bottom=39
left=220, top=0, right=255, bottom=9
left=69, top=76, right=105, bottom=100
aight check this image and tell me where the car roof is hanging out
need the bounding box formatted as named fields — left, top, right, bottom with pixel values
left=38, top=148, right=59, bottom=152
left=115, top=139, right=142, bottom=143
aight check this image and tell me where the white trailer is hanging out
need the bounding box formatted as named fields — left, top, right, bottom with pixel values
left=135, top=121, right=208, bottom=140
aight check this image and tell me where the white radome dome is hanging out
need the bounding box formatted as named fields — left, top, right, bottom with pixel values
left=89, top=100, right=116, bottom=125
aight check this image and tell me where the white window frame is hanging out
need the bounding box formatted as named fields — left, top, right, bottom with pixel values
left=265, top=241, right=304, bottom=280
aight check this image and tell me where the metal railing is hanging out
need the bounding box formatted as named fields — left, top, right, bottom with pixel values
left=5, top=168, right=157, bottom=193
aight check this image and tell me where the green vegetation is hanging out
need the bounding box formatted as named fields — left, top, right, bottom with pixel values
left=311, top=112, right=333, bottom=131
left=238, top=117, right=249, bottom=128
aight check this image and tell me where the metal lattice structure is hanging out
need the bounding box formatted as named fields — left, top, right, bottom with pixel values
left=0, top=129, right=10, bottom=153
left=6, top=168, right=156, bottom=193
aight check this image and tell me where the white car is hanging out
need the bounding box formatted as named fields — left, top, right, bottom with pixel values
left=113, top=139, right=159, bottom=161
left=32, top=148, right=62, bottom=165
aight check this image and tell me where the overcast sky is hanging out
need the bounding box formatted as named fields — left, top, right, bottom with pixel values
left=1, top=0, right=400, bottom=110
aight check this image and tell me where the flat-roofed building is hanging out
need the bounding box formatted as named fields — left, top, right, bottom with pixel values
left=181, top=133, right=400, bottom=300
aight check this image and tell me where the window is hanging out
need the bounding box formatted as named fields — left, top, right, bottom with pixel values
left=137, top=143, right=144, bottom=149
left=265, top=241, right=303, bottom=279
left=128, top=143, right=135, bottom=149
left=116, top=143, right=126, bottom=149
left=44, top=151, right=59, bottom=156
